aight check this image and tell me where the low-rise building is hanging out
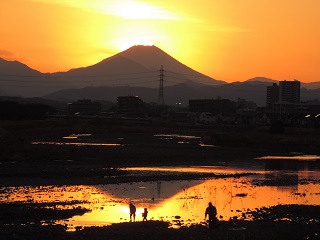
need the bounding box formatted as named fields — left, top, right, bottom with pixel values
left=163, top=111, right=196, bottom=125
left=67, top=99, right=101, bottom=116
left=117, top=96, right=145, bottom=117
left=199, top=112, right=217, bottom=124
left=189, top=98, right=236, bottom=114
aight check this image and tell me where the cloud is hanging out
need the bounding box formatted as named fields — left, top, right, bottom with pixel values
left=106, top=1, right=180, bottom=20
left=0, top=49, right=30, bottom=63
left=97, top=48, right=118, bottom=55
left=30, top=0, right=181, bottom=20
left=202, top=24, right=250, bottom=33
left=0, top=49, right=15, bottom=58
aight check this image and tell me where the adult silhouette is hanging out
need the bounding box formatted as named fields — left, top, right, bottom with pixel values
left=205, top=202, right=219, bottom=229
left=129, top=203, right=136, bottom=222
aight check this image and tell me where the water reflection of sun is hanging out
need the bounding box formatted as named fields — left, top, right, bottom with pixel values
left=2, top=169, right=320, bottom=230
left=176, top=187, right=202, bottom=211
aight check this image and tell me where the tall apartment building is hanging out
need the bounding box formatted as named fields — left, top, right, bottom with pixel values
left=266, top=80, right=300, bottom=108
left=266, top=83, right=279, bottom=107
left=279, top=80, right=300, bottom=103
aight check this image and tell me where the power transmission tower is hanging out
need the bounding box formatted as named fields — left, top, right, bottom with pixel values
left=158, top=65, right=164, bottom=105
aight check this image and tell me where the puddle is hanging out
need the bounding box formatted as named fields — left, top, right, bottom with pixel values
left=32, top=133, right=121, bottom=147
left=122, top=166, right=265, bottom=175
left=153, top=134, right=202, bottom=140
left=32, top=141, right=122, bottom=147
left=256, top=155, right=320, bottom=161
left=154, top=134, right=216, bottom=147
left=62, top=134, right=92, bottom=139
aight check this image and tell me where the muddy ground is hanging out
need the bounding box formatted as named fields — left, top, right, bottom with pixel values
left=0, top=120, right=320, bottom=239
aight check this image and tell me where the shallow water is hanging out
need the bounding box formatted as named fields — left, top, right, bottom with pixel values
left=1, top=156, right=319, bottom=231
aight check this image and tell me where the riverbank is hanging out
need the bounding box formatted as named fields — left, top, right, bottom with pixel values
left=1, top=120, right=319, bottom=186
left=1, top=120, right=320, bottom=239
left=1, top=120, right=320, bottom=164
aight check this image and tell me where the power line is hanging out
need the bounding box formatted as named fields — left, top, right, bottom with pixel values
left=0, top=74, right=159, bottom=83
left=0, top=84, right=64, bottom=89
left=0, top=69, right=213, bottom=80
left=0, top=70, right=158, bottom=80
left=165, top=70, right=212, bottom=79
left=0, top=69, right=213, bottom=78
left=164, top=74, right=216, bottom=85
left=0, top=80, right=160, bottom=89
left=0, top=69, right=217, bottom=89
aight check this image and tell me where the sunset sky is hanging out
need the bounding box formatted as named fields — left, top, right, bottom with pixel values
left=1, top=0, right=320, bottom=83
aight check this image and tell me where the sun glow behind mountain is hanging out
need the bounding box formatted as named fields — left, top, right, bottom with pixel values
left=1, top=0, right=320, bottom=82
left=106, top=1, right=179, bottom=20
left=104, top=1, right=179, bottom=53
left=117, top=40, right=155, bottom=51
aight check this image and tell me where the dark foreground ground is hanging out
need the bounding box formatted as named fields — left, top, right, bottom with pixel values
left=1, top=120, right=320, bottom=239
left=1, top=203, right=319, bottom=240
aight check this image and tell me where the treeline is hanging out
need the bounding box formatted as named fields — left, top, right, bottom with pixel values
left=0, top=101, right=55, bottom=120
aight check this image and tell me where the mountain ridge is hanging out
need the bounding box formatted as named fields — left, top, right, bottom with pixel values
left=1, top=46, right=320, bottom=106
left=0, top=46, right=225, bottom=97
left=0, top=57, right=42, bottom=76
left=54, top=45, right=224, bottom=88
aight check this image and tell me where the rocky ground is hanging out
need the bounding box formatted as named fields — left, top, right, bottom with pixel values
left=0, top=120, right=320, bottom=239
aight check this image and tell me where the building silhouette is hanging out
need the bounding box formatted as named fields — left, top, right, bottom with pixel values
left=67, top=99, right=101, bottom=116
left=189, top=98, right=236, bottom=114
left=266, top=80, right=301, bottom=108
left=279, top=80, right=300, bottom=103
left=266, top=80, right=302, bottom=115
left=117, top=96, right=144, bottom=117
left=266, top=83, right=279, bottom=108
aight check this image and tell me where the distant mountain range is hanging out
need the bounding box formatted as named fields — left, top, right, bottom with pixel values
left=1, top=45, right=320, bottom=106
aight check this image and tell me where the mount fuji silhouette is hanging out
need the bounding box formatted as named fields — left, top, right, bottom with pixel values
left=1, top=45, right=319, bottom=106
left=53, top=45, right=224, bottom=88
left=0, top=45, right=223, bottom=98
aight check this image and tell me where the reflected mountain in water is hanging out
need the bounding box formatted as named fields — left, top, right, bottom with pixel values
left=1, top=160, right=319, bottom=231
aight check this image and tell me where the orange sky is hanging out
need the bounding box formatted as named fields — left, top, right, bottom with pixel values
left=1, top=0, right=320, bottom=83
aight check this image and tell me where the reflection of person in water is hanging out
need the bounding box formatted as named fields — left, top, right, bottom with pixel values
left=129, top=203, right=136, bottom=222
left=142, top=208, right=148, bottom=221
left=205, top=202, right=219, bottom=229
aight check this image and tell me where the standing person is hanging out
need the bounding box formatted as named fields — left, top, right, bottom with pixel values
left=205, top=202, right=219, bottom=229
left=129, top=203, right=136, bottom=222
left=142, top=208, right=148, bottom=221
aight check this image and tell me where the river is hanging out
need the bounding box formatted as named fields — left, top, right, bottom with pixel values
left=1, top=155, right=319, bottom=231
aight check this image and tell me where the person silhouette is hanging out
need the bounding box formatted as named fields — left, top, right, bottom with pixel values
left=142, top=208, right=148, bottom=221
left=205, top=202, right=219, bottom=229
left=129, top=203, right=136, bottom=222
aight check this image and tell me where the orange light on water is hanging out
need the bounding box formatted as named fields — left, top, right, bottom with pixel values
left=2, top=172, right=319, bottom=230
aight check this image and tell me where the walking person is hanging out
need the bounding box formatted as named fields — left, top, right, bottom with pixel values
left=205, top=202, right=219, bottom=229
left=129, top=203, right=136, bottom=222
